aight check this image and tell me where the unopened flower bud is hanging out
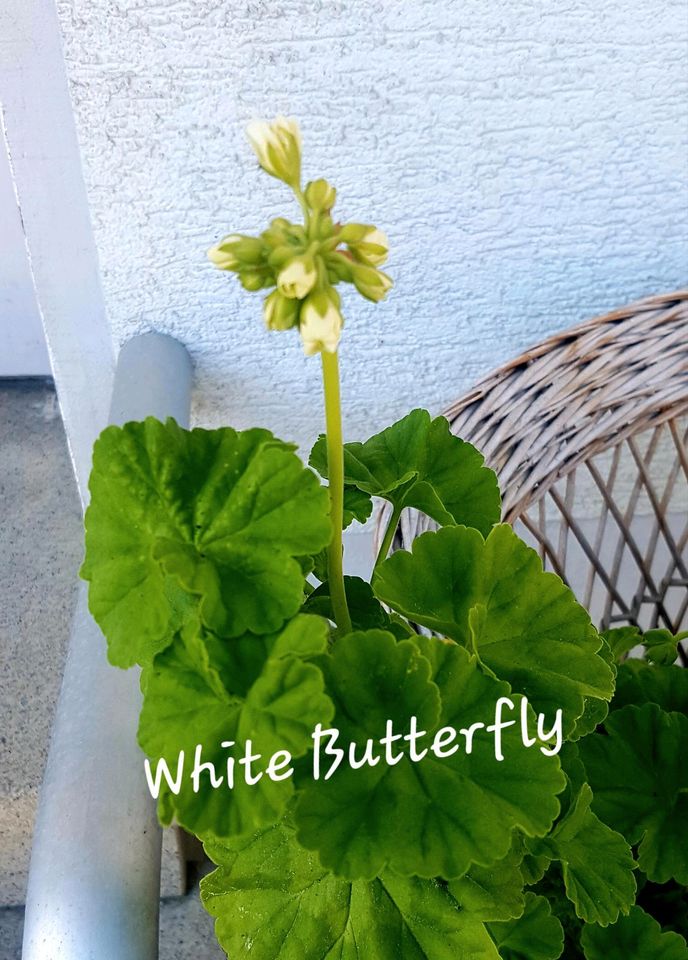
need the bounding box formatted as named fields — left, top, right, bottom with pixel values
left=263, top=290, right=300, bottom=330
left=277, top=253, right=317, bottom=299
left=207, top=234, right=265, bottom=271
left=305, top=179, right=337, bottom=212
left=347, top=226, right=388, bottom=267
left=337, top=223, right=368, bottom=243
left=351, top=263, right=393, bottom=303
left=246, top=116, right=301, bottom=188
left=299, top=290, right=343, bottom=356
left=239, top=268, right=273, bottom=292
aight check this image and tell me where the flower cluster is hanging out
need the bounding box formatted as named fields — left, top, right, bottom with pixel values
left=208, top=117, right=392, bottom=356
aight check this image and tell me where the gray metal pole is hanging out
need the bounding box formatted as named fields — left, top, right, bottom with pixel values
left=22, top=333, right=192, bottom=960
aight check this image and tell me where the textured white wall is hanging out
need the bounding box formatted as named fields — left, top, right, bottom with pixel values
left=54, top=0, right=687, bottom=455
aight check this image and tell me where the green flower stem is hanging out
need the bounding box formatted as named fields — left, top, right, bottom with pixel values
left=320, top=348, right=352, bottom=635
left=374, top=501, right=403, bottom=570
left=294, top=187, right=310, bottom=229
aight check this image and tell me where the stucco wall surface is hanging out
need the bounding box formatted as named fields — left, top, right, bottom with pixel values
left=54, top=0, right=687, bottom=454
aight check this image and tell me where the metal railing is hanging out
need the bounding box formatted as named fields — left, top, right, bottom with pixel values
left=22, top=333, right=192, bottom=960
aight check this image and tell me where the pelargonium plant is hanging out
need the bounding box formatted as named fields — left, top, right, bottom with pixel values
left=81, top=118, right=688, bottom=959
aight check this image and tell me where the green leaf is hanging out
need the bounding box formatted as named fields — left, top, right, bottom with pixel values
left=302, top=576, right=394, bottom=631
left=448, top=844, right=527, bottom=922
left=138, top=614, right=334, bottom=839
left=570, top=638, right=616, bottom=739
left=579, top=703, right=688, bottom=884
left=529, top=862, right=584, bottom=953
left=201, top=821, right=501, bottom=959
left=295, top=631, right=564, bottom=880
left=519, top=853, right=550, bottom=886
left=580, top=905, right=688, bottom=960
left=487, top=893, right=564, bottom=960
left=602, top=626, right=687, bottom=667
left=81, top=418, right=331, bottom=666
left=612, top=660, right=688, bottom=714
left=311, top=409, right=501, bottom=536
left=642, top=629, right=687, bottom=666
left=343, top=487, right=373, bottom=528
left=601, top=626, right=642, bottom=662
left=373, top=525, right=614, bottom=734
left=531, top=783, right=636, bottom=925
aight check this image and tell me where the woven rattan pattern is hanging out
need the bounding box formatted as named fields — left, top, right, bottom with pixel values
left=377, top=291, right=688, bottom=639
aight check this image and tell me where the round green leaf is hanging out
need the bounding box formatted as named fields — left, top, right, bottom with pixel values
left=82, top=418, right=331, bottom=665
left=373, top=524, right=614, bottom=734
left=531, top=783, right=636, bottom=925
left=487, top=893, right=564, bottom=960
left=580, top=905, right=688, bottom=960
left=201, top=821, right=501, bottom=960
left=310, top=409, right=501, bottom=536
left=302, top=576, right=395, bottom=632
left=448, top=844, right=527, bottom=922
left=295, top=631, right=564, bottom=880
left=612, top=660, right=688, bottom=715
left=138, top=614, right=333, bottom=839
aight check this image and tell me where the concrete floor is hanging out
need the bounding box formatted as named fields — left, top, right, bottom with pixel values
left=0, top=380, right=83, bottom=908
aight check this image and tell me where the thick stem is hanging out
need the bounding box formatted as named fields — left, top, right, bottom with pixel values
left=321, top=348, right=352, bottom=634
left=374, top=502, right=403, bottom=570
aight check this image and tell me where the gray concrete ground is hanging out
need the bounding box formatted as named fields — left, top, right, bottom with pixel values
left=0, top=381, right=83, bottom=908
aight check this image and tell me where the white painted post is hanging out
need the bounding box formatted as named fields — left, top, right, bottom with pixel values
left=0, top=0, right=114, bottom=500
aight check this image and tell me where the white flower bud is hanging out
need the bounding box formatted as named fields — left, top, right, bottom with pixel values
left=346, top=225, right=389, bottom=267
left=351, top=263, right=393, bottom=303
left=246, top=116, right=302, bottom=188
left=277, top=254, right=317, bottom=299
left=299, top=291, right=343, bottom=356
left=208, top=233, right=265, bottom=271
left=263, top=290, right=300, bottom=330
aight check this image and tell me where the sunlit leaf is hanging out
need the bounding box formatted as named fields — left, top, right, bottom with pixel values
left=201, top=821, right=501, bottom=959
left=82, top=418, right=331, bottom=665
left=311, top=409, right=501, bottom=536
left=295, top=631, right=564, bottom=880
left=374, top=525, right=613, bottom=734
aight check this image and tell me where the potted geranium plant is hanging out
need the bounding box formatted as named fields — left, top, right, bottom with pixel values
left=81, top=118, right=688, bottom=959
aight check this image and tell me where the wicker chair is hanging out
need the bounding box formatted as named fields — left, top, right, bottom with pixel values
left=378, top=291, right=688, bottom=658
